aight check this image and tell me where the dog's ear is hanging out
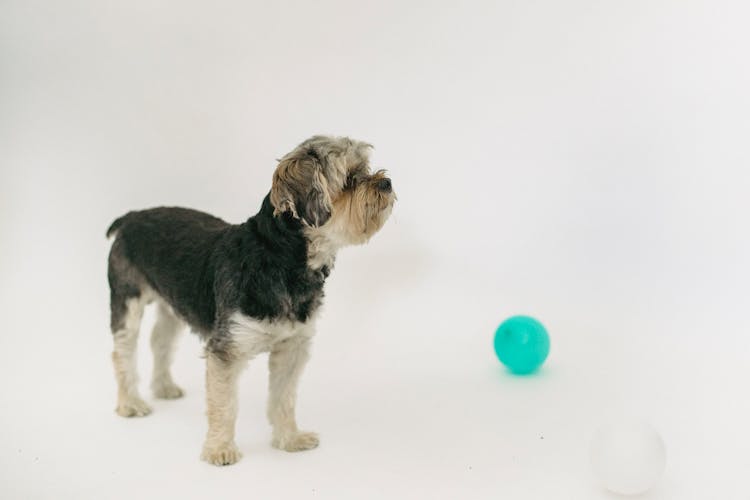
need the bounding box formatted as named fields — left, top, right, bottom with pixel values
left=301, top=167, right=332, bottom=227
left=271, top=149, right=332, bottom=227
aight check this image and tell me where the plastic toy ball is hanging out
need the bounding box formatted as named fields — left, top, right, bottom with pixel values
left=493, top=315, right=550, bottom=374
left=590, top=419, right=666, bottom=495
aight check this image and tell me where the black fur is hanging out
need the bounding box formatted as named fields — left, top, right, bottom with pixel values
left=107, top=193, right=328, bottom=360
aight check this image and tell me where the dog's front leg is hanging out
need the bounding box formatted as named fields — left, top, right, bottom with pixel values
left=267, top=335, right=319, bottom=451
left=201, top=353, right=243, bottom=465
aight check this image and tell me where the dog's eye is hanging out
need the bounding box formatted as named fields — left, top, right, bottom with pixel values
left=345, top=173, right=357, bottom=189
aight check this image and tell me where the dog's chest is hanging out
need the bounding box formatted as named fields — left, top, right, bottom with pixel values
left=227, top=312, right=314, bottom=357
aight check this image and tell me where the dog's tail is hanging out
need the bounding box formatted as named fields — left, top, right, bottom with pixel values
left=106, top=213, right=132, bottom=238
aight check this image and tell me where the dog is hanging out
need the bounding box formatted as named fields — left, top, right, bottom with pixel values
left=106, top=136, right=395, bottom=465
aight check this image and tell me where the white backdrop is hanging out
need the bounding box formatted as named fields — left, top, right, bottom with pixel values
left=1, top=1, right=749, bottom=498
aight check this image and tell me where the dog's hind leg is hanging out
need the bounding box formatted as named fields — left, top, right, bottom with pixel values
left=111, top=295, right=151, bottom=417
left=150, top=302, right=185, bottom=399
left=109, top=241, right=152, bottom=417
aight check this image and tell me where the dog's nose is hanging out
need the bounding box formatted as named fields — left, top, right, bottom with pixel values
left=377, top=178, right=392, bottom=193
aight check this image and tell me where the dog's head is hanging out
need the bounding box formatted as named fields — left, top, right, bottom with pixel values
left=271, top=136, right=395, bottom=246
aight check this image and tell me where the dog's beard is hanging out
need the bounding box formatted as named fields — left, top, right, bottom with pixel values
left=305, top=185, right=394, bottom=251
left=340, top=183, right=394, bottom=244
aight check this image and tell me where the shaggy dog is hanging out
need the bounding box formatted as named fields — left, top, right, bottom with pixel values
left=106, top=136, right=395, bottom=465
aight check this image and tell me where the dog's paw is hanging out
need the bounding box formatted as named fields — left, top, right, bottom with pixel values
left=272, top=431, right=320, bottom=452
left=201, top=442, right=242, bottom=466
left=115, top=398, right=152, bottom=417
left=152, top=381, right=184, bottom=400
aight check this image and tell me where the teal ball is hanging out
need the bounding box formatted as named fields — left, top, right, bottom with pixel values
left=494, top=316, right=550, bottom=374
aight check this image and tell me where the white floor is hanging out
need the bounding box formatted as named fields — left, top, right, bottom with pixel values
left=1, top=246, right=747, bottom=499
left=2, top=1, right=749, bottom=497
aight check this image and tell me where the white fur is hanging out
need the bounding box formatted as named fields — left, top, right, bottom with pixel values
left=112, top=288, right=188, bottom=416
left=112, top=294, right=152, bottom=417
left=226, top=311, right=316, bottom=360
left=201, top=312, right=319, bottom=465
left=150, top=301, right=185, bottom=399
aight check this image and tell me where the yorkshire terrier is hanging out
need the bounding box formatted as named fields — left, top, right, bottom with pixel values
left=106, top=136, right=395, bottom=465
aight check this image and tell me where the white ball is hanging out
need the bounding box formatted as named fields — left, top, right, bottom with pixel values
left=590, top=420, right=666, bottom=495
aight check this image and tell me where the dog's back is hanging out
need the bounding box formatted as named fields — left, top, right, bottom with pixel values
left=107, top=207, right=230, bottom=335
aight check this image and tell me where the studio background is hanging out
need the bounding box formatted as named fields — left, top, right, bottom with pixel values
left=1, top=1, right=748, bottom=498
